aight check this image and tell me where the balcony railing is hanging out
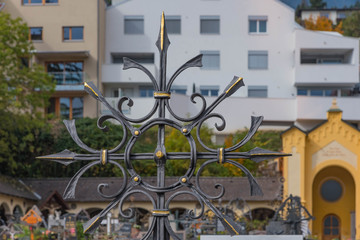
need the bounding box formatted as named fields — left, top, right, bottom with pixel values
left=48, top=72, right=86, bottom=85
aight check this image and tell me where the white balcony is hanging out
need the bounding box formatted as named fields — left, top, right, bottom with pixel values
left=295, top=64, right=358, bottom=86
left=102, top=64, right=156, bottom=84
left=297, top=96, right=360, bottom=121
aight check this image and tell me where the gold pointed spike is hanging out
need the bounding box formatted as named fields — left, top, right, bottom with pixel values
left=160, top=11, right=165, bottom=51
left=84, top=82, right=98, bottom=97
left=226, top=77, right=243, bottom=94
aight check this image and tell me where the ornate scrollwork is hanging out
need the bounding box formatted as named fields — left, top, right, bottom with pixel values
left=37, top=12, right=290, bottom=239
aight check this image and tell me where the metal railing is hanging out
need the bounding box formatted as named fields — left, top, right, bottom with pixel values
left=48, top=71, right=86, bottom=85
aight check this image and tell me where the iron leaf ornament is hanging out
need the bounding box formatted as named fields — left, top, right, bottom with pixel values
left=37, top=12, right=290, bottom=239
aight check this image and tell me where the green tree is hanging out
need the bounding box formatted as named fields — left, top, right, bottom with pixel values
left=0, top=12, right=54, bottom=114
left=223, top=130, right=282, bottom=177
left=309, top=0, right=327, bottom=9
left=342, top=11, right=360, bottom=37
left=303, top=15, right=343, bottom=34
left=0, top=12, right=54, bottom=177
left=50, top=119, right=222, bottom=177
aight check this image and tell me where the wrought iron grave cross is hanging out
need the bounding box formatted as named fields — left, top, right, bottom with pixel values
left=38, top=13, right=290, bottom=239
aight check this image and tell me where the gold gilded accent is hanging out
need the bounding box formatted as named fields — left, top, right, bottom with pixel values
left=225, top=77, right=243, bottom=94
left=152, top=210, right=170, bottom=215
left=134, top=130, right=139, bottom=136
left=134, top=176, right=139, bottom=182
left=251, top=153, right=284, bottom=156
left=223, top=218, right=239, bottom=235
left=154, top=92, right=171, bottom=97
left=219, top=148, right=224, bottom=164
left=84, top=216, right=99, bottom=233
left=84, top=82, right=99, bottom=97
left=101, top=150, right=106, bottom=165
left=156, top=150, right=164, bottom=158
left=181, top=178, right=187, bottom=183
left=182, top=128, right=188, bottom=133
left=160, top=12, right=165, bottom=50
left=36, top=156, right=74, bottom=160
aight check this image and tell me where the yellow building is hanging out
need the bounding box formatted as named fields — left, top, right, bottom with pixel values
left=0, top=0, right=106, bottom=118
left=282, top=100, right=359, bottom=240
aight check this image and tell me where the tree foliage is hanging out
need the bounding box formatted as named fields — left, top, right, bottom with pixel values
left=223, top=130, right=282, bottom=177
left=49, top=119, right=222, bottom=177
left=0, top=12, right=54, bottom=114
left=309, top=0, right=326, bottom=9
left=304, top=15, right=343, bottom=34
left=0, top=13, right=54, bottom=177
left=342, top=11, right=360, bottom=37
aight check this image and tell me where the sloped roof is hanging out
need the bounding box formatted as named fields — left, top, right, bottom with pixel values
left=0, top=175, right=39, bottom=200
left=23, top=177, right=282, bottom=203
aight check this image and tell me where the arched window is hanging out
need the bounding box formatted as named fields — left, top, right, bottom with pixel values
left=323, top=214, right=340, bottom=240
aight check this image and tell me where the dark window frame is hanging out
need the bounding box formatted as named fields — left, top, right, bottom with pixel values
left=63, top=26, right=84, bottom=41
left=22, top=0, right=58, bottom=5
left=248, top=50, right=268, bottom=70
left=165, top=16, right=181, bottom=34
left=29, top=27, right=43, bottom=41
left=248, top=16, right=268, bottom=34
left=248, top=86, right=268, bottom=98
left=124, top=16, right=144, bottom=35
left=200, top=15, right=220, bottom=34
left=46, top=61, right=84, bottom=85
left=200, top=50, right=220, bottom=70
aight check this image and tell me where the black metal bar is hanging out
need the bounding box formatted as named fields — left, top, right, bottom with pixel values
left=37, top=12, right=291, bottom=239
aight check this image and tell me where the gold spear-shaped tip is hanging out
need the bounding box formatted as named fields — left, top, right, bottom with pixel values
left=224, top=76, right=244, bottom=97
left=156, top=12, right=170, bottom=52
left=84, top=82, right=101, bottom=100
left=83, top=215, right=102, bottom=234
left=36, top=149, right=76, bottom=166
left=161, top=11, right=165, bottom=50
left=249, top=147, right=291, bottom=163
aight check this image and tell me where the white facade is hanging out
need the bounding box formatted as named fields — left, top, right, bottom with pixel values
left=102, top=0, right=359, bottom=135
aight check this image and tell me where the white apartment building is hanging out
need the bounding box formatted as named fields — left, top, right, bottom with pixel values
left=102, top=0, right=359, bottom=137
left=300, top=8, right=359, bottom=25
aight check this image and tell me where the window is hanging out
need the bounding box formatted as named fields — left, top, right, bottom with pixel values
left=249, top=16, right=267, bottom=33
left=124, top=16, right=144, bottom=34
left=320, top=179, right=342, bottom=202
left=63, top=27, right=83, bottom=41
left=47, top=97, right=83, bottom=119
left=323, top=215, right=340, bottom=238
left=341, top=88, right=353, bottom=96
left=23, top=0, right=58, bottom=5
left=201, top=51, right=220, bottom=69
left=170, top=85, right=187, bottom=95
left=297, top=88, right=340, bottom=97
left=139, top=86, right=154, bottom=97
left=47, top=61, right=83, bottom=85
left=300, top=49, right=352, bottom=64
left=200, top=16, right=220, bottom=34
left=248, top=51, right=268, bottom=69
left=111, top=53, right=154, bottom=64
left=297, top=89, right=308, bottom=96
left=29, top=27, right=43, bottom=41
left=320, top=12, right=330, bottom=19
left=200, top=86, right=219, bottom=97
left=310, top=89, right=323, bottom=96
left=165, top=16, right=181, bottom=34
left=248, top=86, right=268, bottom=98
left=301, top=55, right=344, bottom=64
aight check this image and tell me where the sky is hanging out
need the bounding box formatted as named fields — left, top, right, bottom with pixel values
left=280, top=0, right=359, bottom=8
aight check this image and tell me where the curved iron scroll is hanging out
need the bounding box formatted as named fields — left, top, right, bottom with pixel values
left=37, top=12, right=290, bottom=239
